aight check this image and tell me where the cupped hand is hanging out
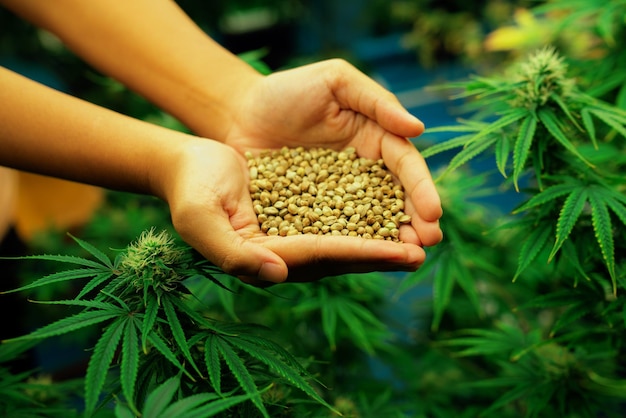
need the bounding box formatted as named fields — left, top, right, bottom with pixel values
left=223, top=59, right=443, bottom=247
left=162, top=138, right=427, bottom=286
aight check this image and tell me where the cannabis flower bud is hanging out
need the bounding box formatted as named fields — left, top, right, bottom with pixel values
left=119, top=228, right=187, bottom=294
left=511, top=46, right=575, bottom=109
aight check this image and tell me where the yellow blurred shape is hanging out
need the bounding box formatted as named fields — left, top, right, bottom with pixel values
left=484, top=8, right=552, bottom=51
left=0, top=170, right=104, bottom=242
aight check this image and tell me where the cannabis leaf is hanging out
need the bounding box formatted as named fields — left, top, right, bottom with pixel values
left=115, top=374, right=256, bottom=418
left=518, top=288, right=604, bottom=337
left=398, top=170, right=501, bottom=331
left=421, top=48, right=626, bottom=193
left=512, top=220, right=553, bottom=282
left=2, top=230, right=337, bottom=417
left=200, top=324, right=338, bottom=417
left=514, top=182, right=626, bottom=294
left=438, top=321, right=541, bottom=361
left=294, top=279, right=390, bottom=353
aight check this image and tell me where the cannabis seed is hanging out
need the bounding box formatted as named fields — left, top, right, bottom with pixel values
left=247, top=147, right=413, bottom=242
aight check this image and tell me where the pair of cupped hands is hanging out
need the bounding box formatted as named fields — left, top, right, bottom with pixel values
left=163, top=60, right=443, bottom=286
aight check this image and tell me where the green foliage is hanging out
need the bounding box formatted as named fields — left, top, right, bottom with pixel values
left=293, top=274, right=393, bottom=354
left=114, top=375, right=256, bottom=418
left=401, top=2, right=626, bottom=415
left=0, top=340, right=82, bottom=418
left=2, top=231, right=338, bottom=417
left=3, top=2, right=626, bottom=417
left=422, top=46, right=626, bottom=297
left=423, top=47, right=626, bottom=187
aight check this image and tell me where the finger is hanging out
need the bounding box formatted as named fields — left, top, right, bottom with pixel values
left=258, top=234, right=426, bottom=282
left=173, top=198, right=288, bottom=284
left=327, top=59, right=425, bottom=138
left=398, top=200, right=420, bottom=245
left=402, top=193, right=443, bottom=247
left=380, top=134, right=443, bottom=222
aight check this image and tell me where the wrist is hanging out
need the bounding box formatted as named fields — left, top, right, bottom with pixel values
left=148, top=135, right=240, bottom=204
left=182, top=61, right=264, bottom=141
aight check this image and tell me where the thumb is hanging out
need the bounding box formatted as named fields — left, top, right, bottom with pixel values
left=327, top=59, right=425, bottom=138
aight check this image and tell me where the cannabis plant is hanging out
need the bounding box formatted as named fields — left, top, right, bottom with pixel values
left=398, top=43, right=626, bottom=417
left=2, top=229, right=338, bottom=417
left=424, top=45, right=626, bottom=288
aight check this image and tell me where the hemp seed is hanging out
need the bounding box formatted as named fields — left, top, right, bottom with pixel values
left=248, top=147, right=412, bottom=242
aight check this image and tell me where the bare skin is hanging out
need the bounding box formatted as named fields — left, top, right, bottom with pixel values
left=0, top=0, right=442, bottom=285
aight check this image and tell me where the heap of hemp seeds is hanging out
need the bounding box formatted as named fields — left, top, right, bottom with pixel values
left=246, top=147, right=411, bottom=242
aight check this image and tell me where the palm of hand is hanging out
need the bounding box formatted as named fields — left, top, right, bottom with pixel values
left=168, top=139, right=426, bottom=286
left=224, top=60, right=390, bottom=159
left=222, top=60, right=443, bottom=248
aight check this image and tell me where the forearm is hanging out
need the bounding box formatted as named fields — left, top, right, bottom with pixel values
left=0, top=0, right=262, bottom=139
left=0, top=66, right=189, bottom=199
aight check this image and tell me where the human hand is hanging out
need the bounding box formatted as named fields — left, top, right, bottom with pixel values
left=221, top=59, right=443, bottom=248
left=161, top=138, right=427, bottom=286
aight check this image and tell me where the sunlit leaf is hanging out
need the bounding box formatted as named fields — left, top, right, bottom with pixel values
left=424, top=124, right=484, bottom=134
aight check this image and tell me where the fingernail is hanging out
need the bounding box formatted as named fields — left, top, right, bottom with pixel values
left=258, top=262, right=287, bottom=283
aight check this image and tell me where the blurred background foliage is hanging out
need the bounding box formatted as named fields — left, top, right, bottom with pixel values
left=1, top=0, right=626, bottom=417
